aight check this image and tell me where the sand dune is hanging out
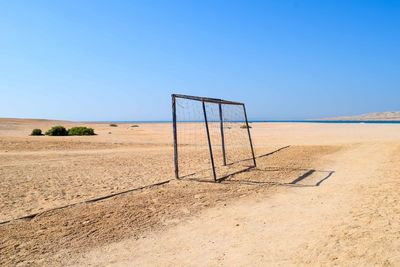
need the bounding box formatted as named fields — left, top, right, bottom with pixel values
left=323, top=111, right=400, bottom=121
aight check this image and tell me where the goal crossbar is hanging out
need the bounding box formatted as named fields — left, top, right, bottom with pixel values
left=172, top=94, right=244, bottom=106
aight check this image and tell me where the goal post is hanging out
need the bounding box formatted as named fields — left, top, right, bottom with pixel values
left=172, top=94, right=256, bottom=182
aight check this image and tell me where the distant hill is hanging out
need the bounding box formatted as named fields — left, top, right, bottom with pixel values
left=322, top=112, right=400, bottom=121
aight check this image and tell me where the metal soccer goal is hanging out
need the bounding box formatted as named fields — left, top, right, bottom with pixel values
left=172, top=94, right=256, bottom=182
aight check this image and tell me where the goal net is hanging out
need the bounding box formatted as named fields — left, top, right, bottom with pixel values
left=172, top=94, right=256, bottom=182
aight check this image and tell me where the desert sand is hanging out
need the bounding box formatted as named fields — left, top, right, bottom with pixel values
left=1, top=118, right=399, bottom=266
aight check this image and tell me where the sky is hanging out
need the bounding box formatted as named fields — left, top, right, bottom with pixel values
left=1, top=0, right=399, bottom=121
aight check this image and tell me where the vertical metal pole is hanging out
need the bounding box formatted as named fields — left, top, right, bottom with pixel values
left=242, top=104, right=256, bottom=167
left=172, top=95, right=179, bottom=179
left=219, top=103, right=227, bottom=166
left=202, top=101, right=217, bottom=182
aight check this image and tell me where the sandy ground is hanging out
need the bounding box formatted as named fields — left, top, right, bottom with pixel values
left=1, top=118, right=400, bottom=266
left=0, top=119, right=178, bottom=222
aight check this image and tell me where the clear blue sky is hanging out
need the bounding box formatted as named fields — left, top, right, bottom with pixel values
left=1, top=0, right=399, bottom=121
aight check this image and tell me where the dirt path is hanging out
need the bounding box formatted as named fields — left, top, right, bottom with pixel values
left=71, top=142, right=400, bottom=266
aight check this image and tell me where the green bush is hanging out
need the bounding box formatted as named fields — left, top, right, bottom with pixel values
left=45, top=126, right=68, bottom=136
left=109, top=124, right=118, bottom=127
left=68, top=127, right=95, bottom=136
left=240, top=124, right=252, bottom=129
left=131, top=125, right=139, bottom=127
left=31, top=129, right=43, bottom=136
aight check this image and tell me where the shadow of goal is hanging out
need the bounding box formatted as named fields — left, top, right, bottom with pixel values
left=172, top=94, right=256, bottom=182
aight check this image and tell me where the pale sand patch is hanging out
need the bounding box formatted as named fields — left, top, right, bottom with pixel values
left=69, top=143, right=400, bottom=266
